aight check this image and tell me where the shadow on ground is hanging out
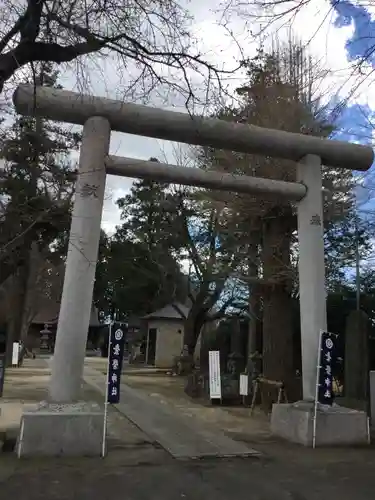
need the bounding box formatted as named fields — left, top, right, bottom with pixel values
left=1, top=447, right=375, bottom=500
left=2, top=359, right=375, bottom=499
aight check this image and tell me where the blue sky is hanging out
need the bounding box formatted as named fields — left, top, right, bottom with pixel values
left=332, top=0, right=375, bottom=64
left=329, top=1, right=375, bottom=211
left=330, top=0, right=375, bottom=150
left=324, top=0, right=375, bottom=281
left=98, top=1, right=375, bottom=232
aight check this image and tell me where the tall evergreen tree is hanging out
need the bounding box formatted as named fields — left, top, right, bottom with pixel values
left=0, top=62, right=79, bottom=359
left=117, top=172, right=178, bottom=253
left=195, top=41, right=368, bottom=395
left=107, top=171, right=187, bottom=318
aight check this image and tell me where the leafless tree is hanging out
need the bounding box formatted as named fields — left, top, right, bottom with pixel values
left=220, top=0, right=375, bottom=103
left=0, top=1, right=243, bottom=105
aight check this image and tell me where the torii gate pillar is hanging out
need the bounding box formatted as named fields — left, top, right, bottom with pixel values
left=12, top=84, right=372, bottom=455
left=297, top=154, right=327, bottom=401
left=271, top=154, right=369, bottom=447
left=16, top=117, right=110, bottom=458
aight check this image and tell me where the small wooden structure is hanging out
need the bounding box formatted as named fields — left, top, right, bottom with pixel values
left=250, top=376, right=288, bottom=415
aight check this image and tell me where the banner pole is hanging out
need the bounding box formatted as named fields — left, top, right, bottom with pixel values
left=102, top=321, right=113, bottom=458
left=312, top=329, right=323, bottom=449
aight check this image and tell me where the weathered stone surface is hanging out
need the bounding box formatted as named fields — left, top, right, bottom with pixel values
left=184, top=371, right=241, bottom=405
left=16, top=401, right=104, bottom=457
left=271, top=401, right=369, bottom=447
left=345, top=310, right=369, bottom=402
left=84, top=366, right=259, bottom=459
left=185, top=371, right=205, bottom=398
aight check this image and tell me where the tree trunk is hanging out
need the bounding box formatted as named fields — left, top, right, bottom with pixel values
left=261, top=208, right=295, bottom=393
left=5, top=263, right=29, bottom=366
left=20, top=242, right=40, bottom=345
left=199, top=324, right=209, bottom=372
left=262, top=286, right=293, bottom=379
left=230, top=318, right=241, bottom=354
left=247, top=232, right=261, bottom=357
left=183, top=309, right=206, bottom=356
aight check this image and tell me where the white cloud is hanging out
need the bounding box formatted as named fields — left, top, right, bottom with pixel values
left=8, top=1, right=373, bottom=232
left=106, top=5, right=363, bottom=230
left=97, top=0, right=373, bottom=232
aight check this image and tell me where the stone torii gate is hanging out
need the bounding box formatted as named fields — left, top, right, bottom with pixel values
left=13, top=84, right=373, bottom=455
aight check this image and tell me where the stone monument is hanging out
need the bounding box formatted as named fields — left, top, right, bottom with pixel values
left=344, top=310, right=369, bottom=405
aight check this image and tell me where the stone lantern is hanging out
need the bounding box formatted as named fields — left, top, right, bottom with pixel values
left=40, top=324, right=51, bottom=352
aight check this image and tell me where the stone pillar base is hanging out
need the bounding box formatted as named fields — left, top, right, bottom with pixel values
left=271, top=401, right=369, bottom=447
left=16, top=401, right=104, bottom=457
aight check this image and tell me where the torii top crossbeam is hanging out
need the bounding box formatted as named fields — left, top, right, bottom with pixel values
left=13, top=84, right=373, bottom=171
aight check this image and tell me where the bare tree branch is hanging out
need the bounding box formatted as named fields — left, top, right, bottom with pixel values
left=0, top=0, right=243, bottom=102
left=0, top=211, right=47, bottom=259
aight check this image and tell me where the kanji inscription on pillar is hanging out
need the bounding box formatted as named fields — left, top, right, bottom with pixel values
left=80, top=183, right=100, bottom=198
left=310, top=214, right=322, bottom=226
